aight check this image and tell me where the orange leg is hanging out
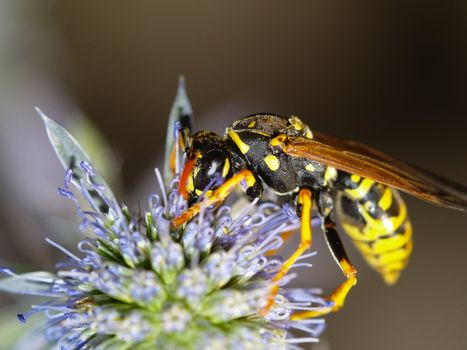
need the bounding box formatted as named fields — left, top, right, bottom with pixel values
left=171, top=169, right=257, bottom=227
left=261, top=188, right=313, bottom=315
left=291, top=215, right=357, bottom=320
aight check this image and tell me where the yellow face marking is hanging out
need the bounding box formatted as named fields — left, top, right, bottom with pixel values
left=193, top=166, right=200, bottom=178
left=222, top=158, right=230, bottom=178
left=345, top=178, right=374, bottom=200
left=270, top=134, right=286, bottom=147
left=228, top=129, right=250, bottom=154
left=350, top=174, right=361, bottom=183
left=248, top=121, right=256, bottom=128
left=378, top=187, right=393, bottom=211
left=324, top=166, right=337, bottom=182
left=264, top=154, right=280, bottom=171
left=187, top=173, right=194, bottom=192
left=305, top=163, right=315, bottom=172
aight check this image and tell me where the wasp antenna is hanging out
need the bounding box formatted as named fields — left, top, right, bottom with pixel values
left=179, top=157, right=195, bottom=200
left=164, top=76, right=194, bottom=184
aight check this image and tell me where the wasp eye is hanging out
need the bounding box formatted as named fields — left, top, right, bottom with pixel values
left=193, top=150, right=230, bottom=194
left=207, top=160, right=221, bottom=176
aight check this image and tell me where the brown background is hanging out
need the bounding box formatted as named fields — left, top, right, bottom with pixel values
left=1, top=1, right=467, bottom=349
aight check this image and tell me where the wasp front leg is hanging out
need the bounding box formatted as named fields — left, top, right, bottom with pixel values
left=171, top=169, right=260, bottom=227
left=291, top=190, right=357, bottom=320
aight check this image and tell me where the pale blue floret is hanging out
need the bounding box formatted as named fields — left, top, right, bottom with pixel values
left=0, top=160, right=328, bottom=349
left=0, top=111, right=329, bottom=349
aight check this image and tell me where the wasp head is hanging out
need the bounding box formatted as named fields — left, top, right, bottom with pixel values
left=179, top=131, right=232, bottom=204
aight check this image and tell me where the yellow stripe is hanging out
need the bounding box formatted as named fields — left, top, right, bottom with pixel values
left=345, top=178, right=374, bottom=200
left=264, top=155, right=280, bottom=171
left=361, top=201, right=407, bottom=236
left=324, top=166, right=337, bottom=182
left=248, top=121, right=256, bottom=128
left=342, top=223, right=370, bottom=241
left=222, top=158, right=230, bottom=177
left=228, top=129, right=250, bottom=154
left=270, top=134, right=286, bottom=147
left=305, top=163, right=315, bottom=172
left=350, top=174, right=361, bottom=183
left=377, top=241, right=412, bottom=266
left=342, top=199, right=408, bottom=242
left=383, top=261, right=405, bottom=272
left=378, top=188, right=393, bottom=211
left=353, top=221, right=412, bottom=255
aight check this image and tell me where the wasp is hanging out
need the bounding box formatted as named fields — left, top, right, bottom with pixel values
left=165, top=107, right=467, bottom=319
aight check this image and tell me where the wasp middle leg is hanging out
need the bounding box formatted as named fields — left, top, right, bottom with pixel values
left=261, top=187, right=314, bottom=314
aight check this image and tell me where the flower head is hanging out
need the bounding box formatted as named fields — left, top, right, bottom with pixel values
left=0, top=109, right=328, bottom=349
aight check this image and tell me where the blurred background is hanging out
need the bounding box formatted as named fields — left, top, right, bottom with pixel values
left=0, top=1, right=466, bottom=349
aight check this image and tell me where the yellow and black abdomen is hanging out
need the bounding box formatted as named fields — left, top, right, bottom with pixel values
left=334, top=173, right=413, bottom=285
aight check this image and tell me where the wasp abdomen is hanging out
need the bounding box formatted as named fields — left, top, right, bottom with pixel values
left=335, top=173, right=413, bottom=285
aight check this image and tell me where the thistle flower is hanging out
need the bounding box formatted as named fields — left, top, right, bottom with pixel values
left=0, top=110, right=328, bottom=350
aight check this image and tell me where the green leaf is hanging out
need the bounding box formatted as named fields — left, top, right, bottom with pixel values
left=0, top=271, right=55, bottom=295
left=163, top=76, right=193, bottom=184
left=37, top=108, right=119, bottom=215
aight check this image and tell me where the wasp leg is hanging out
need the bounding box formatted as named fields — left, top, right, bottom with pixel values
left=261, top=188, right=313, bottom=315
left=171, top=169, right=257, bottom=227
left=291, top=215, right=357, bottom=320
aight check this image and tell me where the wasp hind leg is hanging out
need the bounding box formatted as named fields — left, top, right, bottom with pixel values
left=291, top=210, right=357, bottom=320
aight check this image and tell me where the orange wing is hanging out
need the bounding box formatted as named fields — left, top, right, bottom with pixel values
left=280, top=132, right=467, bottom=211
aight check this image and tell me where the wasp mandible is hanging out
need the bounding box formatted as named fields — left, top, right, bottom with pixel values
left=164, top=84, right=467, bottom=319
